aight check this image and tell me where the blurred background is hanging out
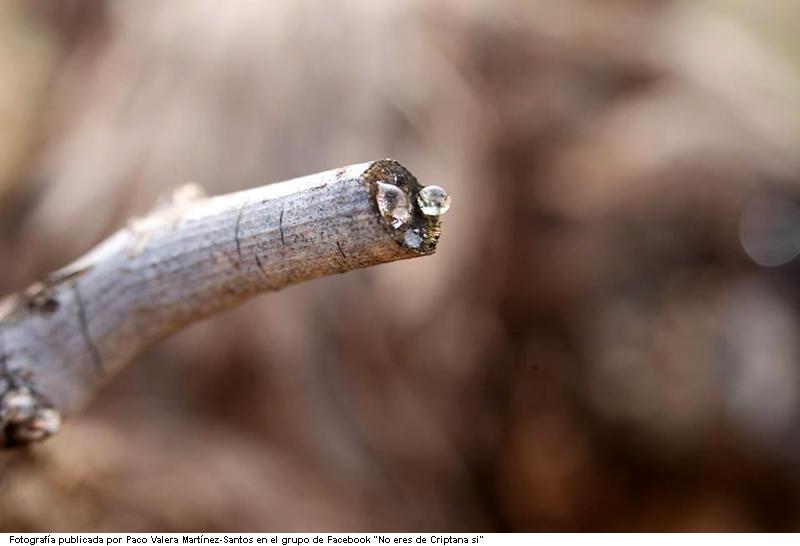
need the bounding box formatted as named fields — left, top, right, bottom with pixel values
left=2, top=0, right=800, bottom=532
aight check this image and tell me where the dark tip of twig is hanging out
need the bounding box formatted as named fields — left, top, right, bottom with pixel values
left=363, top=159, right=448, bottom=255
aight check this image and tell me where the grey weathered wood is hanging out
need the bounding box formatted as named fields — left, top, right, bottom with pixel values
left=0, top=159, right=446, bottom=446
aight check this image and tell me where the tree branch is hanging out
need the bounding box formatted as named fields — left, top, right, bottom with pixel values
left=0, top=159, right=449, bottom=447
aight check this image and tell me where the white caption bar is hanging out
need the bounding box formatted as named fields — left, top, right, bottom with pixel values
left=1, top=533, right=797, bottom=546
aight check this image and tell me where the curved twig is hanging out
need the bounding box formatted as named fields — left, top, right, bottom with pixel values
left=0, top=159, right=449, bottom=446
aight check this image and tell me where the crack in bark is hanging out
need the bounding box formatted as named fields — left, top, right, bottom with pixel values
left=254, top=253, right=268, bottom=280
left=0, top=332, right=22, bottom=392
left=72, top=284, right=103, bottom=371
left=234, top=200, right=248, bottom=269
left=279, top=208, right=285, bottom=246
left=336, top=240, right=347, bottom=260
left=0, top=331, right=9, bottom=381
left=0, top=330, right=5, bottom=366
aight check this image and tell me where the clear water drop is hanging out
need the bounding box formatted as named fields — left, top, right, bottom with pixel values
left=376, top=181, right=411, bottom=228
left=418, top=185, right=451, bottom=217
left=403, top=230, right=423, bottom=249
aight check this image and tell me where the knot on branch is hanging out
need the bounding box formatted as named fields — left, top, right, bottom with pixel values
left=0, top=368, right=61, bottom=447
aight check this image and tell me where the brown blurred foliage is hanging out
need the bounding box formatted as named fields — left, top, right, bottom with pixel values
left=2, top=0, right=800, bottom=532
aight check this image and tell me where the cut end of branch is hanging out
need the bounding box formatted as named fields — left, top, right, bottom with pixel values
left=364, top=159, right=450, bottom=255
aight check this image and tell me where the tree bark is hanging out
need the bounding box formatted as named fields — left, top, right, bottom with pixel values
left=0, top=159, right=446, bottom=446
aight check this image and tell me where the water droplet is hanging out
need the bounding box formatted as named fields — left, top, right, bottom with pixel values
left=404, top=230, right=423, bottom=249
left=418, top=185, right=451, bottom=217
left=376, top=181, right=411, bottom=228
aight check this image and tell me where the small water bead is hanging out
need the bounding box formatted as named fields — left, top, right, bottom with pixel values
left=403, top=230, right=423, bottom=249
left=417, top=185, right=451, bottom=217
left=376, top=181, right=412, bottom=228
